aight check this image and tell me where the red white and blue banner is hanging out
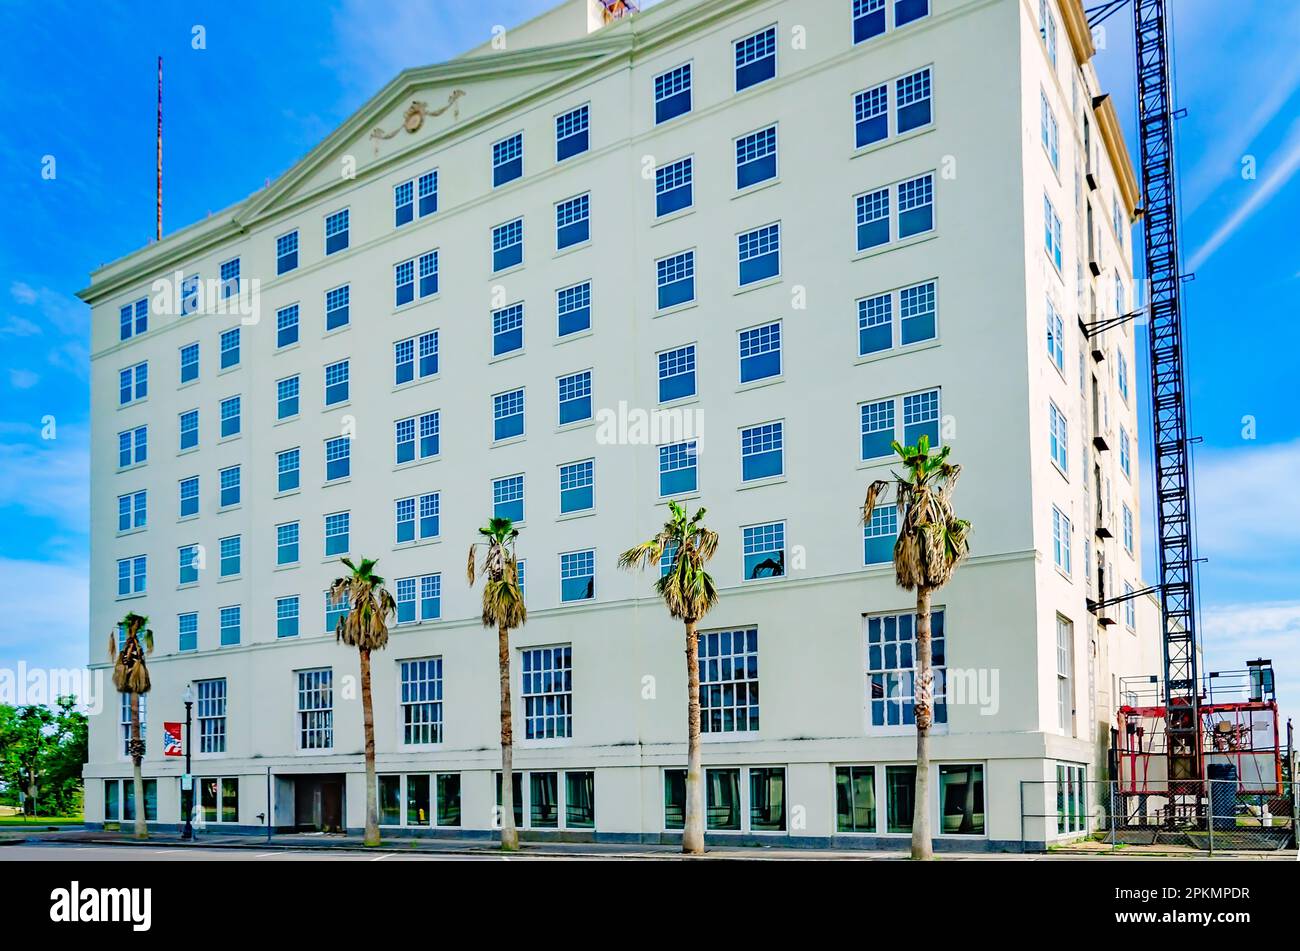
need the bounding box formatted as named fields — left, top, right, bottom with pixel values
left=162, top=721, right=183, bottom=757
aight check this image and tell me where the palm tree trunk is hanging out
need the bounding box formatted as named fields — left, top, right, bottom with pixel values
left=683, top=619, right=705, bottom=855
left=130, top=693, right=146, bottom=839
left=911, top=586, right=934, bottom=860
left=360, top=647, right=380, bottom=846
left=498, top=622, right=519, bottom=851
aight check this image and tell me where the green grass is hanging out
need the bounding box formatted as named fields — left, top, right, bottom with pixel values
left=0, top=816, right=83, bottom=826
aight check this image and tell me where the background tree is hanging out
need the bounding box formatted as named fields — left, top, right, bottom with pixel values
left=862, top=437, right=970, bottom=860
left=618, top=501, right=719, bottom=855
left=0, top=697, right=88, bottom=817
left=329, top=556, right=396, bottom=847
left=109, top=612, right=153, bottom=838
left=466, top=517, right=526, bottom=851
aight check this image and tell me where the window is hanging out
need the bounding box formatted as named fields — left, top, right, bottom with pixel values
left=276, top=229, right=299, bottom=274
left=657, top=345, right=696, bottom=403
left=654, top=63, right=692, bottom=124
left=179, top=476, right=199, bottom=518
left=277, top=596, right=300, bottom=638
left=556, top=104, right=589, bottom=161
left=277, top=521, right=299, bottom=566
left=867, top=609, right=946, bottom=726
left=1056, top=615, right=1073, bottom=733
left=118, top=693, right=147, bottom=757
left=664, top=766, right=780, bottom=832
left=836, top=766, right=877, bottom=832
left=418, top=170, right=438, bottom=216
left=106, top=778, right=158, bottom=822
left=1049, top=401, right=1068, bottom=471
left=324, top=209, right=349, bottom=255
left=181, top=275, right=200, bottom=316
left=853, top=0, right=886, bottom=42
left=860, top=388, right=940, bottom=458
left=325, top=284, right=350, bottom=331
left=396, top=575, right=442, bottom=624
left=858, top=280, right=937, bottom=355
left=557, top=281, right=592, bottom=337
left=735, top=125, right=777, bottom=189
left=493, top=475, right=524, bottom=523
left=556, top=193, right=590, bottom=249
left=557, top=370, right=592, bottom=425
left=854, top=84, right=888, bottom=148
left=177, top=545, right=199, bottom=586
left=738, top=322, right=781, bottom=382
left=655, top=158, right=693, bottom=217
left=493, top=389, right=524, bottom=441
left=1040, top=0, right=1058, bottom=67
left=179, top=612, right=197, bottom=652
left=118, top=426, right=147, bottom=468
left=699, top=628, right=759, bottom=732
left=418, top=250, right=438, bottom=297
left=737, top=223, right=780, bottom=285
left=658, top=440, right=698, bottom=496
left=325, top=512, right=350, bottom=556
left=1117, top=349, right=1130, bottom=404
left=492, top=303, right=524, bottom=356
left=1046, top=297, right=1065, bottom=370
left=1123, top=583, right=1137, bottom=630
left=1052, top=505, right=1072, bottom=573
left=325, top=435, right=351, bottom=481
left=179, top=342, right=199, bottom=384
left=1056, top=763, right=1086, bottom=835
left=118, top=362, right=147, bottom=405
left=401, top=658, right=443, bottom=744
left=522, top=646, right=573, bottom=738
left=197, top=679, right=227, bottom=753
left=938, top=764, right=985, bottom=835
left=395, top=493, right=441, bottom=544
left=219, top=534, right=241, bottom=577
left=297, top=669, right=333, bottom=750
left=394, top=178, right=414, bottom=227
left=559, top=460, right=594, bottom=514
left=324, top=359, right=349, bottom=405
left=117, top=490, right=147, bottom=532
left=219, top=605, right=240, bottom=646
left=898, top=174, right=934, bottom=238
left=219, top=258, right=240, bottom=299
left=742, top=521, right=785, bottom=580
left=734, top=26, right=776, bottom=91
left=277, top=375, right=299, bottom=420
left=276, top=304, right=299, bottom=348
left=119, top=297, right=148, bottom=341
left=656, top=250, right=695, bottom=309
left=277, top=449, right=300, bottom=493
left=896, top=67, right=932, bottom=133
left=395, top=259, right=415, bottom=307
left=855, top=187, right=890, bottom=250
left=1044, top=194, right=1063, bottom=270
left=1122, top=503, right=1134, bottom=553
left=395, top=331, right=439, bottom=384
left=219, top=465, right=240, bottom=507
left=1041, top=91, right=1060, bottom=170
left=219, top=395, right=241, bottom=438
left=492, top=132, right=523, bottom=187
left=741, top=422, right=783, bottom=482
left=560, top=550, right=595, bottom=603
left=1119, top=426, right=1131, bottom=478
left=863, top=505, right=898, bottom=564
left=492, top=218, right=524, bottom=272
left=219, top=327, right=240, bottom=369
left=178, top=409, right=198, bottom=451
left=325, top=591, right=349, bottom=633
left=517, top=560, right=528, bottom=602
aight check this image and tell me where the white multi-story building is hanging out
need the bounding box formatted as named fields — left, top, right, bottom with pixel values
left=81, top=0, right=1161, bottom=849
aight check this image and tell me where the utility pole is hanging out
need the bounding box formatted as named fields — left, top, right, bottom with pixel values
left=157, top=55, right=163, bottom=241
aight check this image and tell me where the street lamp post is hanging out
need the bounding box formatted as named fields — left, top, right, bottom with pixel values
left=182, top=683, right=194, bottom=841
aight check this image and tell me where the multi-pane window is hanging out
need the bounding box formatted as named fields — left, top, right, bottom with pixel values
left=738, top=322, right=781, bottom=382
left=556, top=104, right=590, bottom=161
left=1049, top=401, right=1068, bottom=471
left=1123, top=583, right=1136, bottom=630
left=277, top=375, right=300, bottom=420
left=219, top=605, right=240, bottom=646
left=277, top=596, right=300, bottom=638
left=119, top=692, right=146, bottom=756
left=1056, top=615, right=1073, bottom=733
left=325, top=511, right=350, bottom=556
left=395, top=259, right=415, bottom=307
left=394, top=179, right=414, bottom=227
left=896, top=68, right=932, bottom=133
left=117, top=490, right=147, bottom=532
left=297, top=669, right=333, bottom=750
left=854, top=84, right=888, bottom=148
left=492, top=217, right=524, bottom=272
left=740, top=422, right=784, bottom=482
left=276, top=229, right=299, bottom=274
left=219, top=327, right=240, bottom=369
left=855, top=187, right=890, bottom=250
left=557, top=370, right=592, bottom=425
left=277, top=521, right=300, bottom=566
left=735, top=125, right=777, bottom=189
left=179, top=409, right=199, bottom=451
left=418, top=170, right=438, bottom=216
left=116, top=555, right=147, bottom=596
left=324, top=209, right=349, bottom=255
left=655, top=158, right=693, bottom=217
left=1040, top=0, right=1058, bottom=67
left=1041, top=90, right=1060, bottom=170
left=219, top=534, right=241, bottom=577
left=117, top=425, right=147, bottom=468
left=897, top=174, right=934, bottom=238
left=742, top=522, right=785, bottom=580
left=179, top=342, right=199, bottom=383
left=118, top=362, right=148, bottom=405
left=559, top=460, right=595, bottom=514
left=493, top=475, right=525, bottom=523
left=325, top=591, right=349, bottom=633
left=276, top=303, right=299, bottom=348
left=492, top=303, right=524, bottom=356
left=896, top=0, right=930, bottom=27
left=1117, top=349, right=1130, bottom=404
left=325, top=435, right=351, bottom=481
left=737, top=223, right=780, bottom=285
left=835, top=765, right=877, bottom=832
left=493, top=389, right=525, bottom=441
left=658, top=440, right=698, bottom=496
left=324, top=359, right=349, bottom=405
left=557, top=281, right=592, bottom=336
left=864, top=504, right=898, bottom=564
left=1122, top=503, right=1134, bottom=553
left=657, top=345, right=696, bottom=402
left=325, top=284, right=350, bottom=330
left=417, top=250, right=438, bottom=297
left=854, top=69, right=936, bottom=145
left=276, top=449, right=300, bottom=493
left=219, top=258, right=240, bottom=298
left=219, top=465, right=241, bottom=507
left=179, top=476, right=199, bottom=518
left=654, top=63, right=692, bottom=124
left=197, top=679, right=227, bottom=753
left=396, top=574, right=441, bottom=624
left=179, top=612, right=198, bottom=652
left=395, top=331, right=439, bottom=384
left=119, top=297, right=148, bottom=341
left=493, top=132, right=524, bottom=187
left=656, top=250, right=695, bottom=309
left=181, top=275, right=200, bottom=316
left=867, top=609, right=946, bottom=726
left=396, top=492, right=440, bottom=543
left=219, top=395, right=241, bottom=438
left=858, top=280, right=937, bottom=354
left=1046, top=297, right=1065, bottom=370
left=663, top=766, right=783, bottom=832
left=734, top=26, right=776, bottom=91
left=556, top=193, right=590, bottom=249
left=1056, top=763, right=1086, bottom=835
left=1119, top=426, right=1131, bottom=478
left=1052, top=505, right=1072, bottom=573
left=401, top=658, right=443, bottom=744
left=522, top=646, right=573, bottom=739
left=860, top=388, right=940, bottom=458
left=1044, top=194, right=1063, bottom=270
left=560, top=550, right=595, bottom=603
left=699, top=628, right=759, bottom=732
left=853, top=0, right=886, bottom=41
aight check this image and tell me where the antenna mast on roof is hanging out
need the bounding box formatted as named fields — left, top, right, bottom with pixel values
left=156, top=55, right=163, bottom=242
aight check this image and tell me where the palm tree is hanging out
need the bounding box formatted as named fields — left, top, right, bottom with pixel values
left=328, top=556, right=397, bottom=847
left=618, top=500, right=719, bottom=855
left=466, top=517, right=526, bottom=851
left=863, top=436, right=970, bottom=860
left=109, top=611, right=153, bottom=839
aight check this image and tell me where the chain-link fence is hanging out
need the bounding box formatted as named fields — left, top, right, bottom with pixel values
left=1019, top=779, right=1297, bottom=854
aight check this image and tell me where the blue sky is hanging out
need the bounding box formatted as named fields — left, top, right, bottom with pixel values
left=0, top=1, right=1294, bottom=714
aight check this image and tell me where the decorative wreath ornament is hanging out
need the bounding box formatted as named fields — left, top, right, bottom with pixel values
left=370, top=89, right=466, bottom=151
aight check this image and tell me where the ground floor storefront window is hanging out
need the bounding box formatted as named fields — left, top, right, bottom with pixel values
left=104, top=778, right=157, bottom=822
left=377, top=773, right=461, bottom=827
left=664, top=766, right=786, bottom=833
left=1056, top=763, right=1086, bottom=835
left=494, top=770, right=595, bottom=830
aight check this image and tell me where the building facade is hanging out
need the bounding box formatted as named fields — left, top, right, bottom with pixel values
left=81, top=0, right=1160, bottom=849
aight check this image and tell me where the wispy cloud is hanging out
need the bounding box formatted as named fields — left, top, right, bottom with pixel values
left=0, top=424, right=89, bottom=534
left=1201, top=600, right=1300, bottom=715
left=0, top=555, right=89, bottom=671
left=1191, top=438, right=1300, bottom=560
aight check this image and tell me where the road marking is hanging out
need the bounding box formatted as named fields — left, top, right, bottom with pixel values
left=369, top=853, right=390, bottom=861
